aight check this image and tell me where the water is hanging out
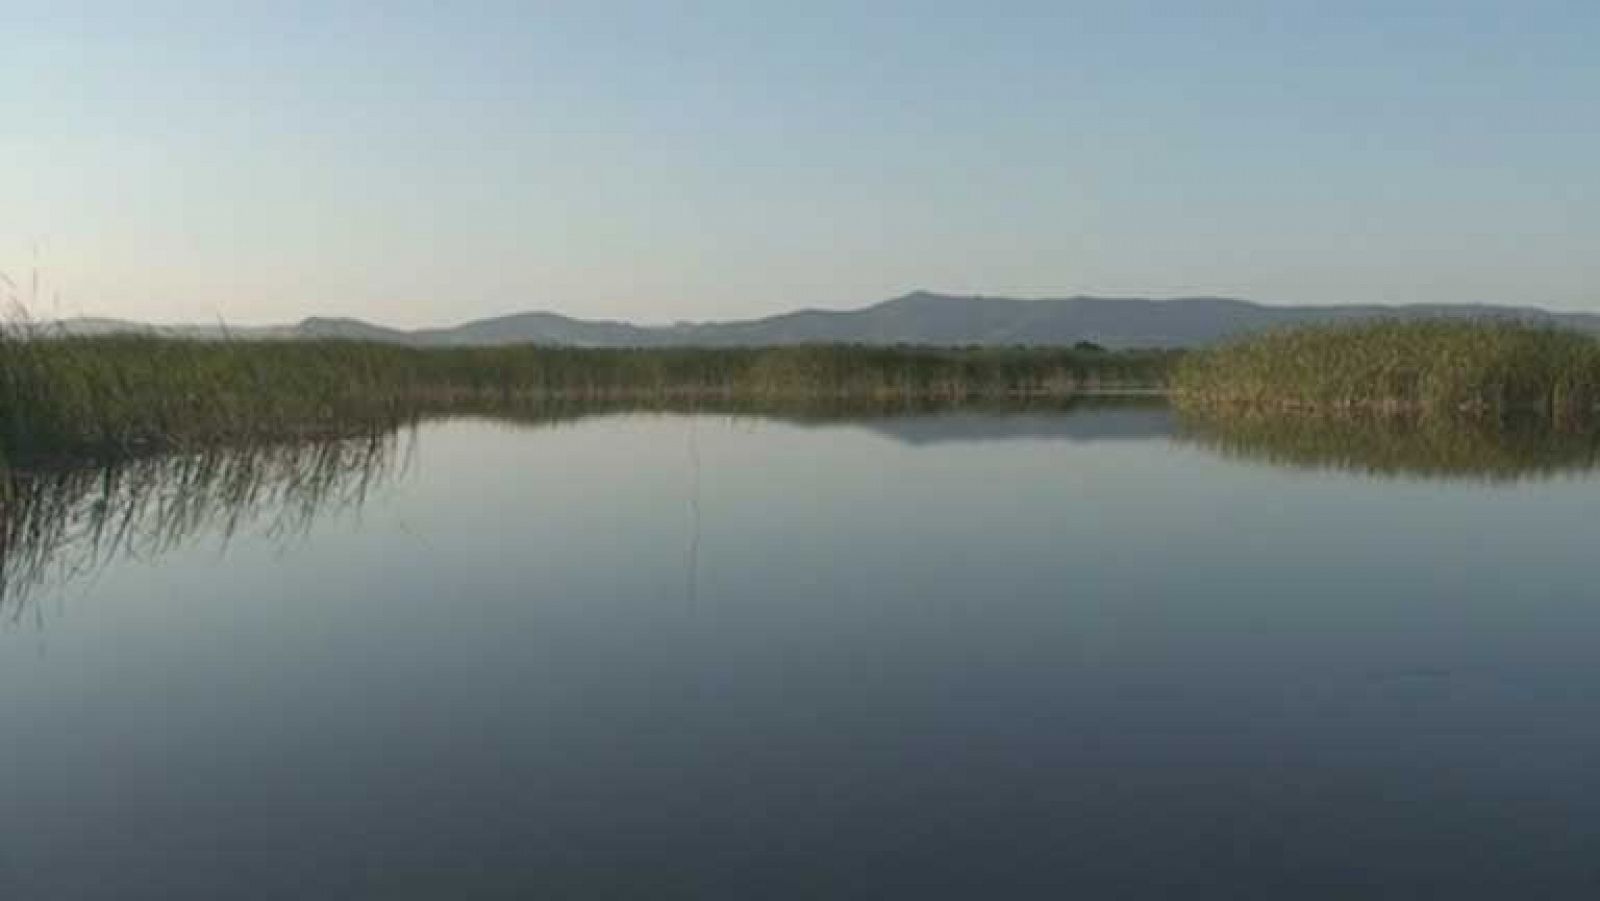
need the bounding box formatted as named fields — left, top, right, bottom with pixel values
left=3, top=404, right=1599, bottom=898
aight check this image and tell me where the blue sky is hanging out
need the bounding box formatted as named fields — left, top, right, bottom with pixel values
left=3, top=2, right=1596, bottom=325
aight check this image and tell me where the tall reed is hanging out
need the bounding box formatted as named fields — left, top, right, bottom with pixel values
left=1173, top=320, right=1600, bottom=419
left=0, top=335, right=1176, bottom=463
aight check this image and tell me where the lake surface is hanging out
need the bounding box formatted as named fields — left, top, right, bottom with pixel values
left=3, top=403, right=1599, bottom=898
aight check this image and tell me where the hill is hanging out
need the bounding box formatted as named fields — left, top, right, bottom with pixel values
left=54, top=292, right=1600, bottom=349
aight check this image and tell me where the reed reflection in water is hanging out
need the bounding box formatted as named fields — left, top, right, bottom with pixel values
left=0, top=431, right=405, bottom=617
left=8, top=397, right=1596, bottom=618
left=0, top=397, right=1165, bottom=618
left=1179, top=407, right=1600, bottom=481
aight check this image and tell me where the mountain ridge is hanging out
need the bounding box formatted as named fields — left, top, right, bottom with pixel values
left=47, top=292, right=1600, bottom=349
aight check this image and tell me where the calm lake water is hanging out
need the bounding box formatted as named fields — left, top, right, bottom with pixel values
left=3, top=403, right=1599, bottom=898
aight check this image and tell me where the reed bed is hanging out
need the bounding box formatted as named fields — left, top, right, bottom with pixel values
left=0, top=335, right=1176, bottom=463
left=1173, top=320, right=1600, bottom=419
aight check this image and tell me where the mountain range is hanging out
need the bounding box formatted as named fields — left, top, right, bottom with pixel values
left=52, top=291, right=1600, bottom=349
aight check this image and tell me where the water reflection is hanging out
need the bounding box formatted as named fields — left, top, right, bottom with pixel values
left=474, top=398, right=1600, bottom=479
left=9, top=398, right=1597, bottom=615
left=0, top=400, right=1167, bottom=615
left=0, top=432, right=403, bottom=617
left=455, top=395, right=1172, bottom=445
left=7, top=400, right=1600, bottom=896
left=1179, top=408, right=1600, bottom=481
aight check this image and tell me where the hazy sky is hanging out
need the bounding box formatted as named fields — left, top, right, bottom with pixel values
left=3, top=2, right=1596, bottom=326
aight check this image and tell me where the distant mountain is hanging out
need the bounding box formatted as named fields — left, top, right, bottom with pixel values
left=54, top=291, right=1600, bottom=349
left=296, top=317, right=413, bottom=343
left=414, top=312, right=666, bottom=348
left=37, top=317, right=295, bottom=341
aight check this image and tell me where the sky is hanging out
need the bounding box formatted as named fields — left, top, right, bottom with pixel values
left=2, top=1, right=1597, bottom=326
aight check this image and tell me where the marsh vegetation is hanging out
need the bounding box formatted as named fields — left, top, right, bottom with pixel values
left=0, top=335, right=1175, bottom=463
left=8, top=318, right=1600, bottom=480
left=1173, top=320, right=1600, bottom=419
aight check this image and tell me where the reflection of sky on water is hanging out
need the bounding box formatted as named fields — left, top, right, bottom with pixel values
left=4, top=405, right=1600, bottom=896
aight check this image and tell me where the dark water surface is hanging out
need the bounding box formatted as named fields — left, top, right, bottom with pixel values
left=3, top=405, right=1599, bottom=898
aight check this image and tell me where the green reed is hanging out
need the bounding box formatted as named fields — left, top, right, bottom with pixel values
left=0, top=335, right=1176, bottom=463
left=1172, top=320, right=1600, bottom=419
